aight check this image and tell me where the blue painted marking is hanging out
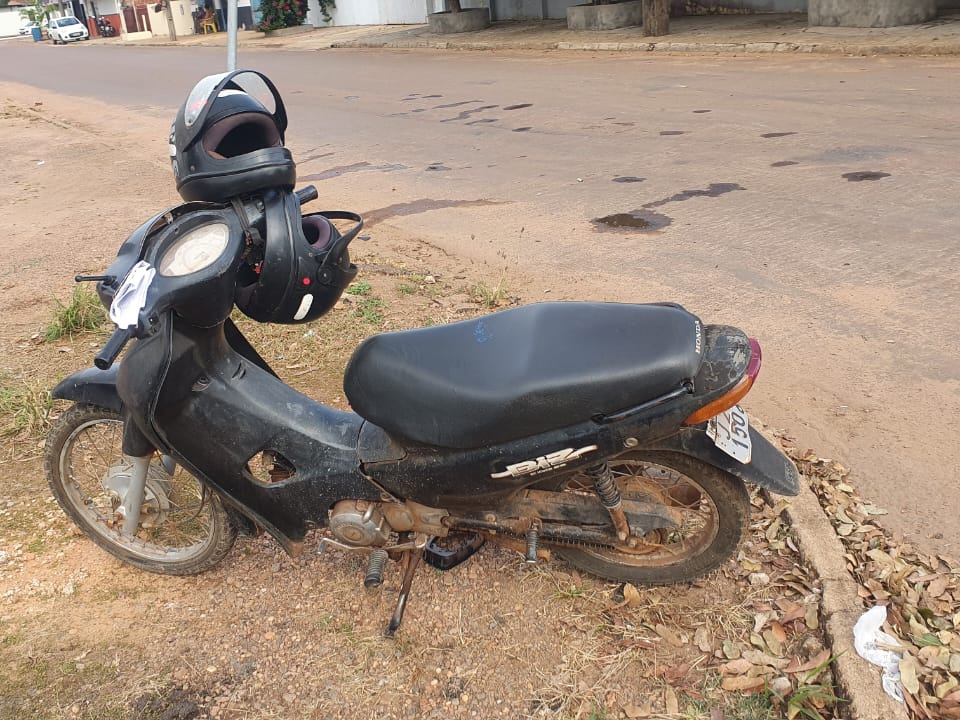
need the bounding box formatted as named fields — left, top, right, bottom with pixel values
left=474, top=320, right=492, bottom=344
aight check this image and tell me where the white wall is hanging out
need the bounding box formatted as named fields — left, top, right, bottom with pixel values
left=0, top=6, right=29, bottom=37
left=307, top=0, right=431, bottom=26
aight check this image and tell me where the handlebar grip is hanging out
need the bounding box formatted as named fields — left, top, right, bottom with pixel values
left=295, top=185, right=318, bottom=206
left=94, top=327, right=134, bottom=370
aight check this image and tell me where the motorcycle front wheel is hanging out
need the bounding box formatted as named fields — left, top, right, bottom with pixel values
left=44, top=403, right=237, bottom=575
left=545, top=451, right=750, bottom=585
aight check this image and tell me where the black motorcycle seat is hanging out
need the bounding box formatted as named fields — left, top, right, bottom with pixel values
left=343, top=302, right=703, bottom=449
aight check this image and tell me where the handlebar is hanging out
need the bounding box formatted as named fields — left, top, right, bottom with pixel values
left=94, top=327, right=134, bottom=370
left=295, top=185, right=318, bottom=206
left=92, top=185, right=321, bottom=371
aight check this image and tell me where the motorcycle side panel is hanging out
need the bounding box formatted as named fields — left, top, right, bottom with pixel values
left=118, top=320, right=380, bottom=550
left=647, top=426, right=800, bottom=496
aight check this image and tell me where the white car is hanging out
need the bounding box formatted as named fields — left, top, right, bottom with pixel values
left=19, top=20, right=39, bottom=35
left=49, top=16, right=89, bottom=44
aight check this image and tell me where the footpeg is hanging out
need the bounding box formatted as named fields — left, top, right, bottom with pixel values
left=364, top=548, right=388, bottom=588
left=423, top=532, right=485, bottom=571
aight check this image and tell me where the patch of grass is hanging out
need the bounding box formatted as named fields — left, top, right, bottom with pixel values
left=554, top=585, right=587, bottom=600
left=777, top=654, right=843, bottom=720
left=45, top=286, right=106, bottom=341
left=353, top=297, right=385, bottom=325
left=26, top=537, right=47, bottom=555
left=0, top=374, right=53, bottom=439
left=472, top=277, right=507, bottom=309
left=346, top=281, right=372, bottom=297
left=396, top=282, right=418, bottom=295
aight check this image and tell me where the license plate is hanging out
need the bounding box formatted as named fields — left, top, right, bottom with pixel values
left=706, top=405, right=752, bottom=464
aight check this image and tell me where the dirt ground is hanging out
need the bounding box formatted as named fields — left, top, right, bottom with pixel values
left=0, top=84, right=850, bottom=719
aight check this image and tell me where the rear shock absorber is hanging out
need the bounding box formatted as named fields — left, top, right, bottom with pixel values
left=586, top=463, right=631, bottom=542
left=525, top=522, right=541, bottom=564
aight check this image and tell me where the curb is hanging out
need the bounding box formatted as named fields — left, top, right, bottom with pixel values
left=786, top=480, right=909, bottom=720
left=326, top=36, right=960, bottom=56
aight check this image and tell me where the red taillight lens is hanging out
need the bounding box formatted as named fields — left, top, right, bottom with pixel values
left=684, top=338, right=762, bottom=426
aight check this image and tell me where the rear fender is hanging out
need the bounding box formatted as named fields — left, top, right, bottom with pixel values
left=647, top=425, right=800, bottom=496
left=52, top=366, right=122, bottom=413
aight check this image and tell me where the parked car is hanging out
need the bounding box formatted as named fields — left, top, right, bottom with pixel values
left=48, top=16, right=89, bottom=44
left=19, top=20, right=39, bottom=36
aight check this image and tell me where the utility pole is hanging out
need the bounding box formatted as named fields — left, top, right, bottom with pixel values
left=226, top=0, right=237, bottom=70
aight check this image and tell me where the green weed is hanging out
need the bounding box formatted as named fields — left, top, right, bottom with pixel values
left=0, top=375, right=53, bottom=439
left=346, top=281, right=372, bottom=297
left=45, top=286, right=106, bottom=341
left=353, top=297, right=385, bottom=325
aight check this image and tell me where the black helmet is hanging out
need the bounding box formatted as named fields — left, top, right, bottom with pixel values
left=235, top=189, right=361, bottom=324
left=170, top=70, right=296, bottom=202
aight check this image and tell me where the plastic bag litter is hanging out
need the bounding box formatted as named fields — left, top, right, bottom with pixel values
left=853, top=605, right=904, bottom=703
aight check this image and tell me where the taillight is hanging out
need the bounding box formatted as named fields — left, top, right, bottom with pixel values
left=684, top=338, right=762, bottom=425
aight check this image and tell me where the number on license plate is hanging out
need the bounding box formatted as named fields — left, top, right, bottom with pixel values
left=706, top=405, right=752, bottom=464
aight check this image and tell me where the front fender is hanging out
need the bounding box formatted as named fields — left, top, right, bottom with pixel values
left=52, top=366, right=122, bottom=413
left=648, top=425, right=800, bottom=496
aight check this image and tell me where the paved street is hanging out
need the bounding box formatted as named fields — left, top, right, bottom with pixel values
left=2, top=43, right=958, bottom=555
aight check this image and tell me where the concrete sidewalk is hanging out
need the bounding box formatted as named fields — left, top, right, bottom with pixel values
left=100, top=11, right=960, bottom=56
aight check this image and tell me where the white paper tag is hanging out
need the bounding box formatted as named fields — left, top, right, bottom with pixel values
left=109, top=261, right=155, bottom=330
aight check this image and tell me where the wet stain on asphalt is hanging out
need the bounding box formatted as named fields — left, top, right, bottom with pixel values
left=402, top=94, right=442, bottom=101
left=411, top=109, right=427, bottom=113
left=693, top=109, right=711, bottom=114
left=426, top=164, right=451, bottom=171
left=771, top=161, right=799, bottom=167
left=512, top=127, right=532, bottom=133
left=592, top=210, right=672, bottom=232
left=643, top=183, right=745, bottom=209
left=612, top=176, right=645, bottom=183
left=761, top=132, right=797, bottom=138
left=504, top=103, right=533, bottom=110
left=298, top=151, right=335, bottom=165
left=466, top=118, right=498, bottom=125
left=842, top=171, right=891, bottom=182
left=612, top=122, right=634, bottom=127
left=659, top=131, right=687, bottom=136
left=442, top=105, right=499, bottom=123
left=812, top=146, right=903, bottom=163
left=364, top=199, right=506, bottom=227
left=434, top=100, right=482, bottom=109
left=300, top=162, right=408, bottom=181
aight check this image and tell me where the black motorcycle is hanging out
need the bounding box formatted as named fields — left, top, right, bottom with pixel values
left=96, top=17, right=116, bottom=37
left=45, top=71, right=798, bottom=636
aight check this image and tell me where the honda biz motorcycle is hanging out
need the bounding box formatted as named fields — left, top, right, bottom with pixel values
left=45, top=71, right=799, bottom=636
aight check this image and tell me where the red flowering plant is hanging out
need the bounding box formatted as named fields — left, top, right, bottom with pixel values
left=256, top=0, right=309, bottom=31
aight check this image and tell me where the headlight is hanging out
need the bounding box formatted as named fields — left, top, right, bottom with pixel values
left=157, top=222, right=229, bottom=277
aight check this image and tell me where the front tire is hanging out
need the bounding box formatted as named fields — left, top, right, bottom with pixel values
left=44, top=403, right=237, bottom=575
left=547, top=451, right=750, bottom=585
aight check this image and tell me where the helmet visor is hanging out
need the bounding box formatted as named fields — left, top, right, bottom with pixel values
left=179, top=70, right=286, bottom=146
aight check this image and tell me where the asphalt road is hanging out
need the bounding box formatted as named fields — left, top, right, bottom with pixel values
left=3, top=43, right=958, bottom=555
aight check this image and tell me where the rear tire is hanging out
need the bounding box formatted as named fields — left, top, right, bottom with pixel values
left=45, top=403, right=237, bottom=575
left=548, top=451, right=750, bottom=585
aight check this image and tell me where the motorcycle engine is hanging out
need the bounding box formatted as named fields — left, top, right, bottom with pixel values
left=329, top=500, right=391, bottom=546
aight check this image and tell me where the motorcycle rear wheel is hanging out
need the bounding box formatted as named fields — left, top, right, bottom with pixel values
left=44, top=403, right=237, bottom=575
left=547, top=451, right=750, bottom=585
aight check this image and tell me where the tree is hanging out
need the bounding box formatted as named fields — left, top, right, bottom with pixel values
left=641, top=0, right=669, bottom=36
left=19, top=0, right=51, bottom=27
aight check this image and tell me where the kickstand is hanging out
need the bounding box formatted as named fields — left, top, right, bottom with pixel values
left=383, top=547, right=423, bottom=639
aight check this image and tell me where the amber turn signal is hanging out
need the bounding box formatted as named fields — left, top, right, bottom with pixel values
left=684, top=338, right=762, bottom=426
